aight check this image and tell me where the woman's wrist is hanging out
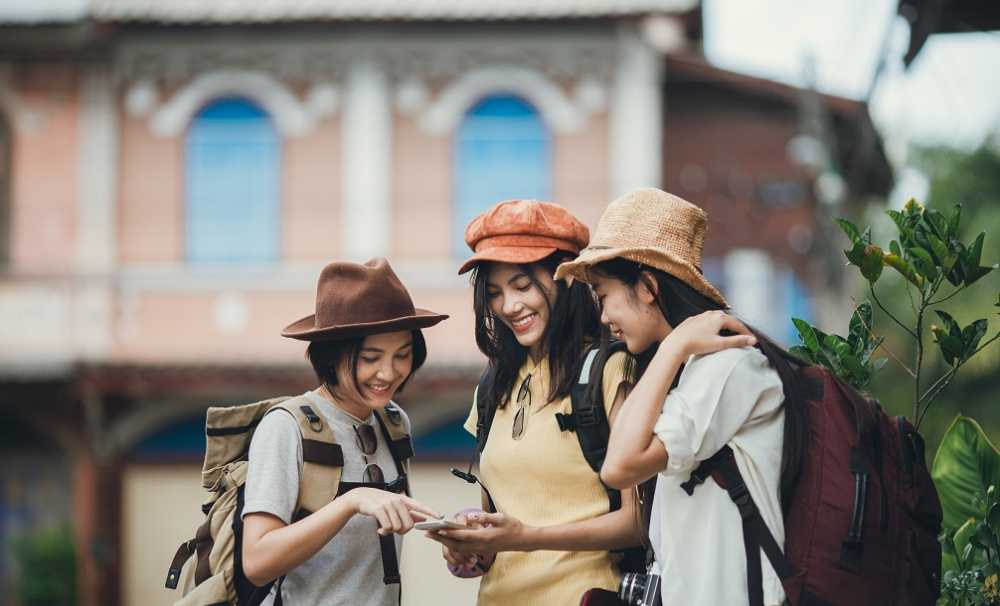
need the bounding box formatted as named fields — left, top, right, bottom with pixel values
left=515, top=524, right=541, bottom=552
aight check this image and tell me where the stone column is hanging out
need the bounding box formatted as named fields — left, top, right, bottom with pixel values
left=75, top=65, right=118, bottom=359
left=610, top=25, right=663, bottom=197
left=341, top=57, right=392, bottom=259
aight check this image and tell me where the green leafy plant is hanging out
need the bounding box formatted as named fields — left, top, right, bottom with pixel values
left=792, top=199, right=998, bottom=429
left=790, top=300, right=886, bottom=390
left=9, top=524, right=77, bottom=606
left=934, top=417, right=1000, bottom=605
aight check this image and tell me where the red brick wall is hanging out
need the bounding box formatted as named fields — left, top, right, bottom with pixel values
left=663, top=85, right=817, bottom=278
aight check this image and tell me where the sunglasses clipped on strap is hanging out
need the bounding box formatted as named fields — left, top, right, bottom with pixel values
left=353, top=423, right=407, bottom=492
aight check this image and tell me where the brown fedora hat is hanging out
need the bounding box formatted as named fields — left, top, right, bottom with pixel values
left=555, top=188, right=729, bottom=307
left=458, top=199, right=590, bottom=275
left=282, top=257, right=448, bottom=341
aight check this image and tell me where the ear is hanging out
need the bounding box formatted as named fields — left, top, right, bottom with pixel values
left=635, top=271, right=660, bottom=304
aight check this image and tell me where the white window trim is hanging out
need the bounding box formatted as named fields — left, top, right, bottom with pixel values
left=419, top=65, right=591, bottom=135
left=149, top=70, right=328, bottom=137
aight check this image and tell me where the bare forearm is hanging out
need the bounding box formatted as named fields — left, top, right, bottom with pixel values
left=604, top=345, right=685, bottom=479
left=522, top=506, right=642, bottom=552
left=243, top=497, right=356, bottom=584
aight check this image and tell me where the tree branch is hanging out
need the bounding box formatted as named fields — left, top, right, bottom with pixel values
left=915, top=331, right=1000, bottom=429
left=870, top=284, right=918, bottom=340
left=928, top=284, right=967, bottom=307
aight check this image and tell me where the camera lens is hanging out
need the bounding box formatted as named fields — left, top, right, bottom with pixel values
left=618, top=572, right=649, bottom=605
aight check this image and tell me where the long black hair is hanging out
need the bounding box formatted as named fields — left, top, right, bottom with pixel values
left=591, top=258, right=808, bottom=538
left=471, top=251, right=601, bottom=412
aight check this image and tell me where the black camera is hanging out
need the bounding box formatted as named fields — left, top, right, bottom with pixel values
left=618, top=572, right=662, bottom=606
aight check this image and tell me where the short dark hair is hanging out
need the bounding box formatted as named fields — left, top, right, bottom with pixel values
left=305, top=329, right=428, bottom=395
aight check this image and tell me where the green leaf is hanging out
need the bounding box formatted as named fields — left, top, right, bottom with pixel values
left=936, top=310, right=963, bottom=338
left=835, top=218, right=862, bottom=245
left=964, top=264, right=995, bottom=288
left=966, top=233, right=986, bottom=267
left=948, top=204, right=962, bottom=239
left=909, top=247, right=939, bottom=282
left=927, top=232, right=956, bottom=270
left=845, top=242, right=866, bottom=267
left=988, top=502, right=1000, bottom=531
left=932, top=416, right=1000, bottom=531
left=925, top=208, right=949, bottom=240
left=789, top=346, right=816, bottom=364
left=937, top=335, right=965, bottom=365
left=793, top=318, right=821, bottom=353
left=848, top=301, right=874, bottom=353
left=962, top=319, right=988, bottom=358
left=890, top=240, right=902, bottom=257
left=823, top=333, right=852, bottom=360
left=954, top=517, right=980, bottom=571
left=860, top=245, right=884, bottom=283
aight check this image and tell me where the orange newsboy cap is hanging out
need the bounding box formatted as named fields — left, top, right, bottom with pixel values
left=458, top=199, right=590, bottom=275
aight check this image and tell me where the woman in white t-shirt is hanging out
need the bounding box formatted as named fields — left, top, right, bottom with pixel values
left=556, top=188, right=808, bottom=606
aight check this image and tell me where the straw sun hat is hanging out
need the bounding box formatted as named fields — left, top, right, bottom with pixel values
left=554, top=188, right=729, bottom=308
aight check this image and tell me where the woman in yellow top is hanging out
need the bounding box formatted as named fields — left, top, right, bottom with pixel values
left=427, top=199, right=644, bottom=604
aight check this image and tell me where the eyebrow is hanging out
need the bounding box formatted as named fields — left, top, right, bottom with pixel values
left=361, top=342, right=413, bottom=354
left=486, top=273, right=531, bottom=289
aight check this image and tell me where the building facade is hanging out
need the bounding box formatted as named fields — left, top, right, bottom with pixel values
left=0, top=2, right=890, bottom=604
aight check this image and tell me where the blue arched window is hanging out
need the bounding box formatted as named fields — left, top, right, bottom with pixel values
left=185, top=98, right=280, bottom=263
left=453, top=95, right=551, bottom=255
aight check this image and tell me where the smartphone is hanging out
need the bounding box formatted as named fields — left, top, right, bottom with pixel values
left=415, top=519, right=468, bottom=531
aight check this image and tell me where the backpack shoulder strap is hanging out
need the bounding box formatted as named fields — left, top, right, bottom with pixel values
left=374, top=403, right=415, bottom=476
left=558, top=341, right=628, bottom=472
left=474, top=368, right=496, bottom=454
left=270, top=401, right=344, bottom=517
left=555, top=341, right=628, bottom=509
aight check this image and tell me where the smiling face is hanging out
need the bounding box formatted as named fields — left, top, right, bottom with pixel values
left=485, top=262, right=557, bottom=360
left=333, top=330, right=415, bottom=411
left=591, top=271, right=672, bottom=354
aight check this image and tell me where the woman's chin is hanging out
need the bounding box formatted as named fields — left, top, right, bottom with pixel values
left=362, top=389, right=395, bottom=407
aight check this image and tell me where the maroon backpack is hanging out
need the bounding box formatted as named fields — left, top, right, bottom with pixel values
left=684, top=365, right=942, bottom=606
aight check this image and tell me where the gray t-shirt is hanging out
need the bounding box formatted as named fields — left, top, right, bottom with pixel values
left=243, top=390, right=409, bottom=606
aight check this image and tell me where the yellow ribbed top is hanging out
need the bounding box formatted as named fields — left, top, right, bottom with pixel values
left=463, top=351, right=630, bottom=605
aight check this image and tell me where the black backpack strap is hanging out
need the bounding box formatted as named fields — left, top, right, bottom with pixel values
left=683, top=446, right=793, bottom=606
left=451, top=368, right=500, bottom=513
left=373, top=407, right=413, bottom=497
left=558, top=341, right=627, bottom=505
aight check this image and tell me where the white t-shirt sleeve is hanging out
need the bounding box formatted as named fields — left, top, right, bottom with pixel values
left=243, top=409, right=302, bottom=524
left=654, top=347, right=783, bottom=476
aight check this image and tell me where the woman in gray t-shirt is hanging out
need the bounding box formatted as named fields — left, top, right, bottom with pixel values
left=241, top=258, right=447, bottom=605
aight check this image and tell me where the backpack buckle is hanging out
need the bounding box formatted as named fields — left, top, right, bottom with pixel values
left=729, top=483, right=757, bottom=519
left=384, top=403, right=404, bottom=426
left=300, top=405, right=324, bottom=433
left=555, top=413, right=576, bottom=432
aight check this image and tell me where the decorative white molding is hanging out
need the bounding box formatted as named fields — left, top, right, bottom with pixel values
left=124, top=78, right=159, bottom=117
left=341, top=59, right=392, bottom=259
left=610, top=26, right=663, bottom=196
left=148, top=69, right=331, bottom=137
left=0, top=69, right=43, bottom=135
left=77, top=66, right=118, bottom=275
left=305, top=82, right=339, bottom=119
left=395, top=77, right=430, bottom=116
left=419, top=65, right=596, bottom=135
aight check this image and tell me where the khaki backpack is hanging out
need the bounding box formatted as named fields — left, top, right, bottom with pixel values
left=165, top=396, right=413, bottom=606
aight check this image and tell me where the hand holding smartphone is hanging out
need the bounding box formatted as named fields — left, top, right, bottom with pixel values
left=415, top=518, right=469, bottom=531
